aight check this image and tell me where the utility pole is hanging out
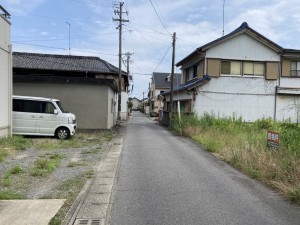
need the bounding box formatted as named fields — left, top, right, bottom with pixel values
left=125, top=52, right=133, bottom=78
left=143, top=91, right=145, bottom=113
left=222, top=0, right=225, bottom=36
left=169, top=32, right=176, bottom=128
left=113, top=1, right=129, bottom=120
left=66, top=22, right=71, bottom=55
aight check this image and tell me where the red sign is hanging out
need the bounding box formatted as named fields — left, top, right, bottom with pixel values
left=267, top=131, right=279, bottom=149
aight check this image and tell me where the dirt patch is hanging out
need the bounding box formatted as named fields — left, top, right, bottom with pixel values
left=0, top=131, right=114, bottom=224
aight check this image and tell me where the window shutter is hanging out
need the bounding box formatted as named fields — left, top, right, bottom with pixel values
left=282, top=60, right=291, bottom=77
left=266, top=62, right=279, bottom=80
left=207, top=59, right=220, bottom=77
left=198, top=61, right=204, bottom=78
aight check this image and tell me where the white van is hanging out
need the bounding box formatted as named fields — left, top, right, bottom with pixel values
left=12, top=95, right=77, bottom=139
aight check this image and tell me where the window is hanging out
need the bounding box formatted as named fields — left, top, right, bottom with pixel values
left=13, top=100, right=36, bottom=113
left=185, top=64, right=198, bottom=81
left=231, top=61, right=242, bottom=75
left=13, top=100, right=57, bottom=114
left=221, top=61, right=230, bottom=74
left=221, top=61, right=241, bottom=75
left=38, top=102, right=56, bottom=114
left=221, top=60, right=264, bottom=76
left=243, top=62, right=264, bottom=76
left=291, top=61, right=300, bottom=76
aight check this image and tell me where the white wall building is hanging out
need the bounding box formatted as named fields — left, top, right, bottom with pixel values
left=162, top=22, right=300, bottom=123
left=0, top=6, right=12, bottom=137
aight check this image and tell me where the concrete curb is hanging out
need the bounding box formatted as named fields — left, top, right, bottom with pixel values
left=63, top=127, right=125, bottom=225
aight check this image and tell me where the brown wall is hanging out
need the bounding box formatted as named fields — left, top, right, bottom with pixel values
left=13, top=82, right=116, bottom=129
left=198, top=60, right=204, bottom=78
left=282, top=59, right=291, bottom=77
left=266, top=62, right=279, bottom=80
left=207, top=58, right=220, bottom=77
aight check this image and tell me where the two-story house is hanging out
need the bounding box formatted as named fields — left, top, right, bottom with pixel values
left=129, top=97, right=141, bottom=110
left=0, top=6, right=12, bottom=137
left=162, top=22, right=300, bottom=123
left=149, top=72, right=181, bottom=115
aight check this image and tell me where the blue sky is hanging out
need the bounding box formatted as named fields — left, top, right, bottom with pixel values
left=1, top=0, right=300, bottom=99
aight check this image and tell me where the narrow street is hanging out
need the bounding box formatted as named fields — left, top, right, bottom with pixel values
left=109, top=112, right=300, bottom=225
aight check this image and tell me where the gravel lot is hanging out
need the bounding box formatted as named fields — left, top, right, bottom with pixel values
left=0, top=131, right=113, bottom=200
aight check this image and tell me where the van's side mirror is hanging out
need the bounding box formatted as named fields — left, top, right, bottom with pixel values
left=54, top=109, right=58, bottom=115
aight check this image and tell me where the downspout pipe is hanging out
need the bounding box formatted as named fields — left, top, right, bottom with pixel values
left=274, top=85, right=278, bottom=122
left=274, top=53, right=282, bottom=122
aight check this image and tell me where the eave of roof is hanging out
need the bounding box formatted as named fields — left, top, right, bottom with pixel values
left=176, top=22, right=284, bottom=66
left=161, top=75, right=211, bottom=96
left=282, top=49, right=300, bottom=58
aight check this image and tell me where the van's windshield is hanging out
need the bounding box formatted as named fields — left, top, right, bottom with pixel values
left=55, top=101, right=69, bottom=113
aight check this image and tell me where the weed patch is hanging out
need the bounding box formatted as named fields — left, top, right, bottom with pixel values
left=171, top=114, right=300, bottom=204
left=0, top=136, right=31, bottom=161
left=30, top=154, right=63, bottom=177
left=0, top=190, right=25, bottom=200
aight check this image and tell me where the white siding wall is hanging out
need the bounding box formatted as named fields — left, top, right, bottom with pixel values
left=191, top=33, right=284, bottom=122
left=206, top=34, right=280, bottom=61
left=120, top=91, right=128, bottom=120
left=195, top=77, right=278, bottom=122
left=280, top=77, right=300, bottom=88
left=277, top=96, right=300, bottom=123
left=0, top=15, right=12, bottom=137
left=107, top=89, right=117, bottom=128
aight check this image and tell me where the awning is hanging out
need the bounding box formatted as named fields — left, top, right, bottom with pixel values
left=277, top=87, right=300, bottom=95
left=161, top=74, right=211, bottom=96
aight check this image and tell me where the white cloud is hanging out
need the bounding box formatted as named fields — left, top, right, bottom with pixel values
left=0, top=0, right=45, bottom=16
left=40, top=31, right=48, bottom=36
left=6, top=0, right=300, bottom=97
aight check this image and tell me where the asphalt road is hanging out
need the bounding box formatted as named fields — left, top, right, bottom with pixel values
left=110, top=112, right=300, bottom=225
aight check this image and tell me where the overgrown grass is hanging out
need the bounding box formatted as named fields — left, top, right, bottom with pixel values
left=31, top=130, right=113, bottom=150
left=171, top=114, right=300, bottom=204
left=0, top=136, right=31, bottom=162
left=0, top=190, right=25, bottom=200
left=1, top=165, right=24, bottom=187
left=30, top=154, right=63, bottom=177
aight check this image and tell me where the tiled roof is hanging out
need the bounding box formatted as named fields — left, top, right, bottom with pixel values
left=161, top=75, right=211, bottom=95
left=153, top=72, right=181, bottom=89
left=13, top=52, right=123, bottom=75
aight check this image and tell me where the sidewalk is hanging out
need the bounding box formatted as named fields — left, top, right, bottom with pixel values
left=63, top=124, right=125, bottom=225
left=0, top=124, right=125, bottom=225
left=0, top=199, right=65, bottom=225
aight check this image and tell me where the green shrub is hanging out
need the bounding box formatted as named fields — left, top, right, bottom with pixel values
left=255, top=118, right=274, bottom=130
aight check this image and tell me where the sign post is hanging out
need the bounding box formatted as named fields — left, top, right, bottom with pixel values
left=267, top=131, right=280, bottom=149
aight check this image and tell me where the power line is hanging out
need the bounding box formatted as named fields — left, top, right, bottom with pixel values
left=12, top=42, right=118, bottom=56
left=132, top=73, right=152, bottom=76
left=12, top=32, right=119, bottom=43
left=149, top=0, right=171, bottom=35
left=153, top=42, right=172, bottom=72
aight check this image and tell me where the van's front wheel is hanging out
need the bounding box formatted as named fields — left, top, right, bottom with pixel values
left=56, top=127, right=70, bottom=140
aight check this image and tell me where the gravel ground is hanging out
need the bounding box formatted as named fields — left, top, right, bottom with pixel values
left=0, top=133, right=112, bottom=200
